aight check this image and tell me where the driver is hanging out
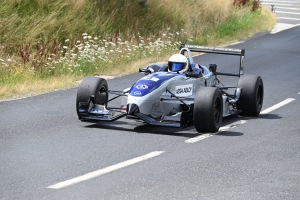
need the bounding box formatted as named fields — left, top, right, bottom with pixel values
left=168, top=54, right=202, bottom=77
left=168, top=54, right=189, bottom=74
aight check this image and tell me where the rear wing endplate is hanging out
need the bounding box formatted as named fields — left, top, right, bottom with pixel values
left=180, top=44, right=245, bottom=76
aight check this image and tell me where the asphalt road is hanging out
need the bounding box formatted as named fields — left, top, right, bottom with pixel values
left=1, top=27, right=300, bottom=200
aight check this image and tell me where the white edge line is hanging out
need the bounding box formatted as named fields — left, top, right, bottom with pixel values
left=47, top=151, right=164, bottom=189
left=260, top=98, right=295, bottom=114
left=270, top=23, right=300, bottom=34
left=185, top=120, right=247, bottom=144
left=185, top=133, right=213, bottom=144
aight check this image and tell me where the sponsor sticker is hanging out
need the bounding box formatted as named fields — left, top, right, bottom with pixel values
left=175, top=84, right=193, bottom=97
left=136, top=84, right=148, bottom=90
left=134, top=91, right=142, bottom=96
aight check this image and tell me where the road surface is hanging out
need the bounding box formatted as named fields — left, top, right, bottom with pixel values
left=1, top=12, right=300, bottom=200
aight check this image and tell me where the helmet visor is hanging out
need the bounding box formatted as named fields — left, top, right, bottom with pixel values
left=168, top=62, right=185, bottom=72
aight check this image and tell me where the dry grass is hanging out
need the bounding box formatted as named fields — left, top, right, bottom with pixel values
left=252, top=6, right=276, bottom=31
left=106, top=55, right=172, bottom=76
left=0, top=75, right=78, bottom=100
left=153, top=0, right=236, bottom=36
left=0, top=55, right=172, bottom=100
left=0, top=0, right=276, bottom=101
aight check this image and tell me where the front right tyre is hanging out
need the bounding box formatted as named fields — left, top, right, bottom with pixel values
left=193, top=87, right=223, bottom=133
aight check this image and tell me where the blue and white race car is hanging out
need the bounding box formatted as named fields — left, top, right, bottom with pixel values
left=76, top=44, right=264, bottom=133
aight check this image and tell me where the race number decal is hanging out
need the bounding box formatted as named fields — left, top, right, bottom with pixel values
left=175, top=84, right=193, bottom=97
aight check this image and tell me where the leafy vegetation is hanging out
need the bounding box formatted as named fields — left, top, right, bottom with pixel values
left=0, top=0, right=275, bottom=99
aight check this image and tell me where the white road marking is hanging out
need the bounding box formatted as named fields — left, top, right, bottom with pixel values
left=185, top=120, right=247, bottom=144
left=47, top=151, right=164, bottom=189
left=275, top=11, right=300, bottom=15
left=260, top=98, right=295, bottom=114
left=185, top=133, right=213, bottom=143
left=263, top=3, right=296, bottom=6
left=219, top=120, right=247, bottom=132
left=277, top=17, right=300, bottom=21
left=273, top=6, right=300, bottom=10
left=262, top=0, right=300, bottom=3
left=270, top=23, right=299, bottom=34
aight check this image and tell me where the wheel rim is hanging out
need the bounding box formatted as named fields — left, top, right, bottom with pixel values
left=214, top=97, right=221, bottom=123
left=256, top=86, right=263, bottom=110
left=96, top=86, right=107, bottom=104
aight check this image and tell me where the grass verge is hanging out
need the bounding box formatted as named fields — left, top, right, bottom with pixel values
left=0, top=1, right=276, bottom=100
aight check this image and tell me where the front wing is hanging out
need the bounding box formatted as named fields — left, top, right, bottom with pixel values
left=78, top=95, right=194, bottom=128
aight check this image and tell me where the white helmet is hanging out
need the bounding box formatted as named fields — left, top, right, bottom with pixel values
left=168, top=54, right=189, bottom=74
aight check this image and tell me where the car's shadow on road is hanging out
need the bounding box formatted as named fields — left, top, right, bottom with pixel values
left=85, top=121, right=199, bottom=138
left=216, top=131, right=243, bottom=137
left=222, top=113, right=282, bottom=124
left=83, top=113, right=280, bottom=138
left=257, top=113, right=282, bottom=120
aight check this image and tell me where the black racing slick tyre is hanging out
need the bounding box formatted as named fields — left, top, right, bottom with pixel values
left=76, top=76, right=108, bottom=117
left=193, top=87, right=223, bottom=133
left=237, top=75, right=264, bottom=116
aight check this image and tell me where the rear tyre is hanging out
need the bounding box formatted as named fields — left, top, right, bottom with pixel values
left=237, top=75, right=263, bottom=116
left=194, top=87, right=223, bottom=133
left=76, top=76, right=108, bottom=117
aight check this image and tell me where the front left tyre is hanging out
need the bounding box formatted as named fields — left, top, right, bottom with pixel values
left=76, top=76, right=108, bottom=118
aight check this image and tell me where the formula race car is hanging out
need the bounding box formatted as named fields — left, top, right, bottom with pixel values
left=76, top=44, right=264, bottom=133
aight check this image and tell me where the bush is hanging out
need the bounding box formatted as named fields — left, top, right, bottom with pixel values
left=233, top=0, right=261, bottom=11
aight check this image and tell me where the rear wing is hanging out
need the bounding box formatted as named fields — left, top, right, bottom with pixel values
left=180, top=44, right=245, bottom=77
